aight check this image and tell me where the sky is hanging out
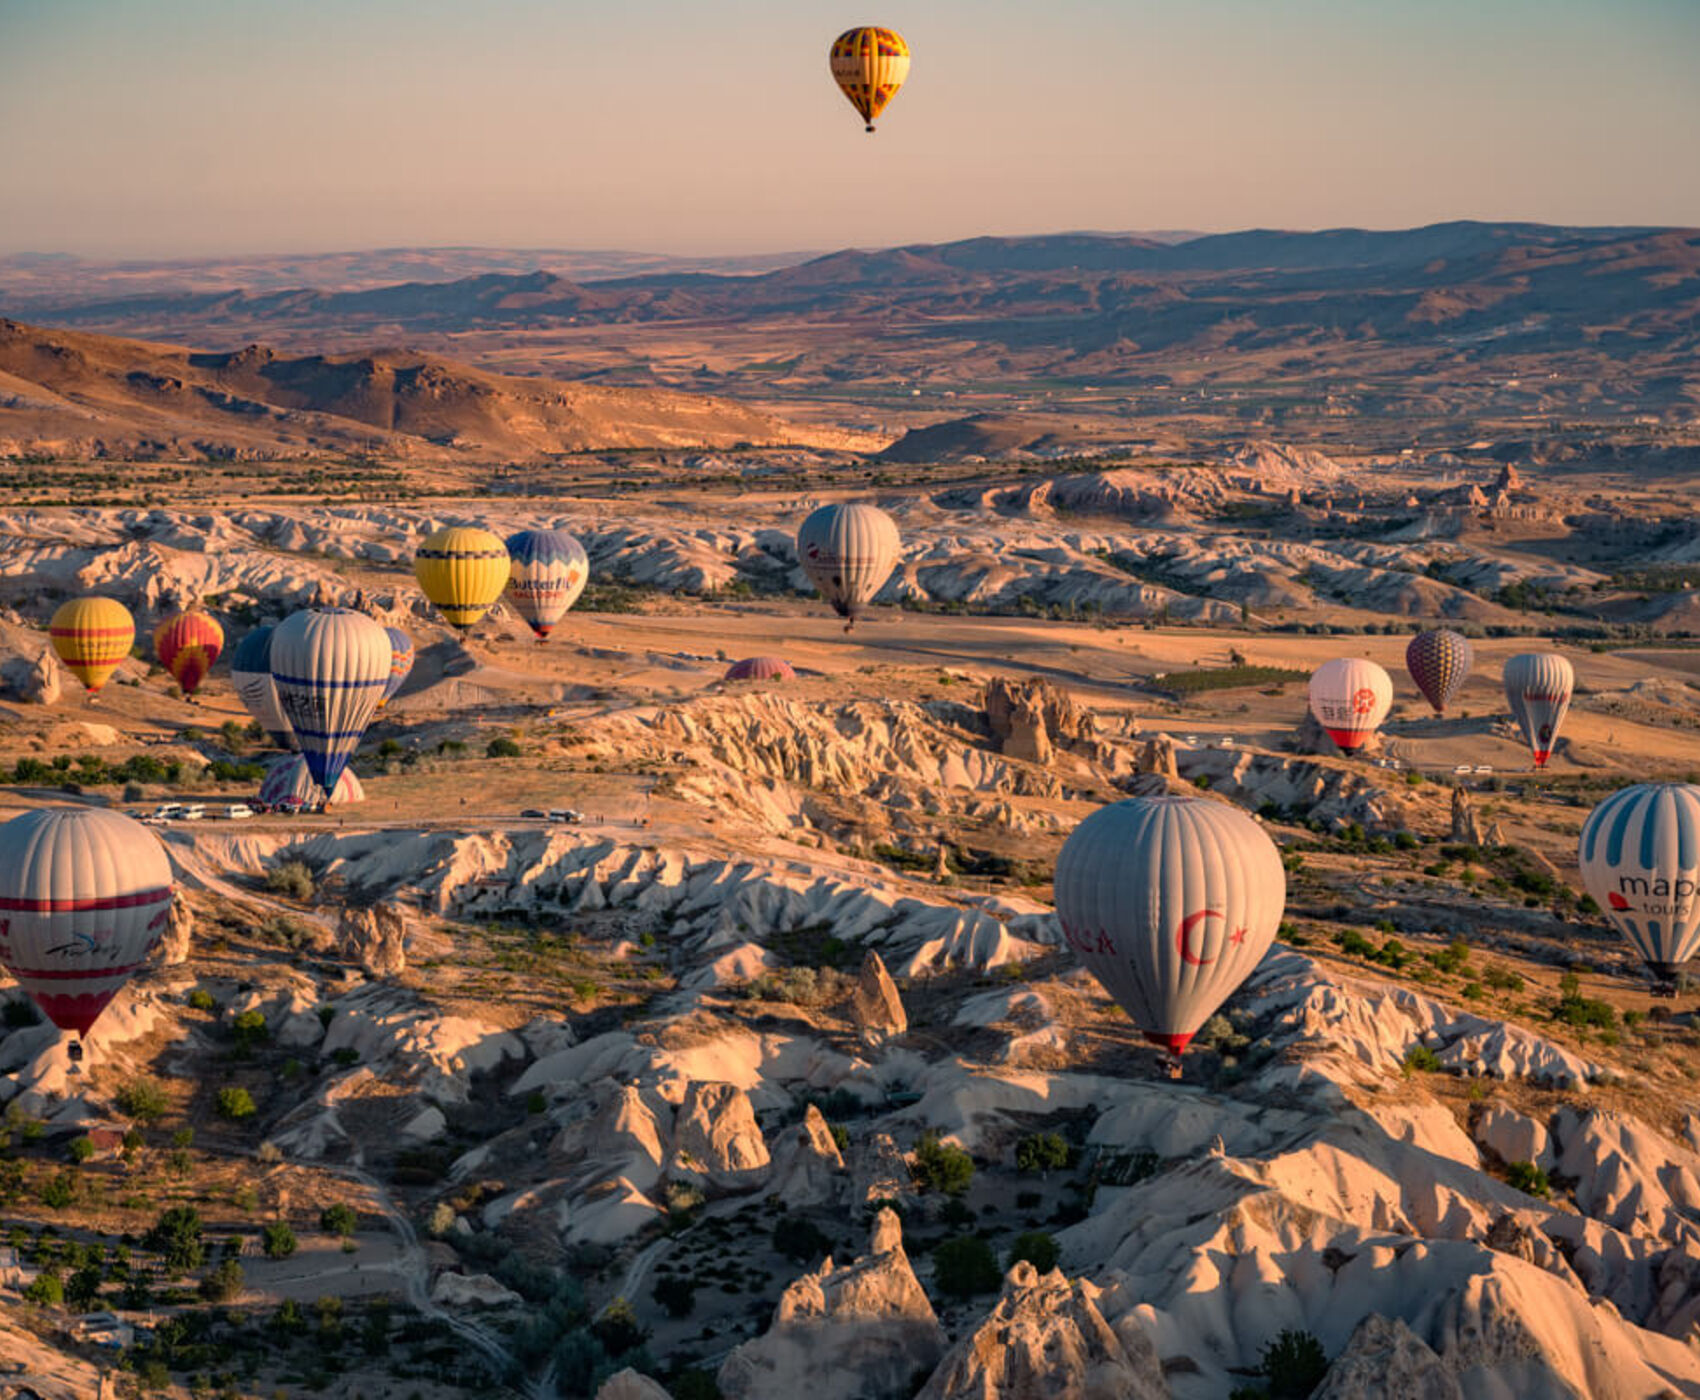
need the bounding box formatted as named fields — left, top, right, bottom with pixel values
left=2, top=0, right=1698, bottom=258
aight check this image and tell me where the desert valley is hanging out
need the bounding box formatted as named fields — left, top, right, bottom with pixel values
left=0, top=209, right=1698, bottom=1400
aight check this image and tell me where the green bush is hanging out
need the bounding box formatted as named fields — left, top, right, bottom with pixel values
left=117, top=1077, right=170, bottom=1122
left=1007, top=1230, right=1059, bottom=1273
left=68, top=1137, right=95, bottom=1164
left=38, top=1173, right=75, bottom=1210
left=217, top=1087, right=256, bottom=1120
left=264, top=860, right=316, bottom=901
left=771, top=1214, right=834, bottom=1264
left=931, top=1235, right=1000, bottom=1299
left=146, top=1206, right=205, bottom=1274
left=200, top=1257, right=245, bottom=1303
left=320, top=1203, right=358, bottom=1238
left=262, top=1220, right=298, bottom=1259
left=1403, top=1045, right=1443, bottom=1074
left=1506, top=1160, right=1551, bottom=1198
left=187, top=989, right=217, bottom=1012
left=23, top=1269, right=63, bottom=1306
left=1014, top=1131, right=1071, bottom=1174
left=486, top=736, right=523, bottom=758
left=913, top=1131, right=975, bottom=1195
left=653, top=1273, right=697, bottom=1319
left=1260, top=1329, right=1330, bottom=1398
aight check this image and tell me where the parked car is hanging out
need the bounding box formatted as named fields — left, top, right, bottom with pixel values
left=1453, top=764, right=1472, bottom=775
left=549, top=809, right=583, bottom=824
left=154, top=802, right=183, bottom=820
left=179, top=805, right=206, bottom=821
left=520, top=808, right=547, bottom=819
left=222, top=804, right=255, bottom=820
left=1473, top=765, right=1493, bottom=775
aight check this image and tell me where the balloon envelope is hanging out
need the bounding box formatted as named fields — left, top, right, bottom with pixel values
left=1054, top=795, right=1285, bottom=1055
left=505, top=529, right=589, bottom=640
left=1503, top=652, right=1574, bottom=768
left=153, top=609, right=224, bottom=697
left=230, top=627, right=296, bottom=750
left=1579, top=783, right=1700, bottom=980
left=415, top=527, right=509, bottom=630
left=381, top=627, right=414, bottom=707
left=268, top=609, right=390, bottom=795
left=1307, top=658, right=1394, bottom=751
left=259, top=754, right=366, bottom=810
left=50, top=597, right=134, bottom=695
left=0, top=807, right=174, bottom=1035
left=796, top=503, right=900, bottom=628
left=829, top=26, right=910, bottom=131
left=1406, top=630, right=1472, bottom=714
left=724, top=656, right=796, bottom=682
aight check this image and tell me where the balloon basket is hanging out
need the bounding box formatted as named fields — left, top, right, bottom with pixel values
left=1163, top=1054, right=1183, bottom=1081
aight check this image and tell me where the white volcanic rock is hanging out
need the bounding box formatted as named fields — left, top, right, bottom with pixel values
left=850, top=951, right=907, bottom=1042
left=1311, top=1313, right=1461, bottom=1400
left=3, top=642, right=60, bottom=704
left=153, top=893, right=194, bottom=967
left=1473, top=1102, right=1554, bottom=1171
left=767, top=1103, right=848, bottom=1208
left=1550, top=1107, right=1700, bottom=1243
left=318, top=985, right=524, bottom=1105
left=596, top=1371, right=674, bottom=1400
left=227, top=981, right=325, bottom=1048
left=336, top=901, right=409, bottom=977
left=718, top=1208, right=945, bottom=1400
left=429, top=1272, right=522, bottom=1308
left=669, top=1080, right=771, bottom=1189
left=914, top=1262, right=1169, bottom=1400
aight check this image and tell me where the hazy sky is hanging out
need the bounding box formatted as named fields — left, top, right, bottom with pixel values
left=3, top=0, right=1697, bottom=257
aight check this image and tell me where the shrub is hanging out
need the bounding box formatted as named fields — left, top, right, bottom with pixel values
left=1007, top=1230, right=1060, bottom=1272
left=23, top=1269, right=62, bottom=1306
left=146, top=1206, right=206, bottom=1275
left=1506, top=1160, right=1551, bottom=1198
left=931, top=1235, right=1000, bottom=1299
left=1403, top=1045, right=1443, bottom=1074
left=187, top=989, right=217, bottom=1012
left=262, top=1220, right=298, bottom=1259
left=486, top=736, right=523, bottom=758
left=264, top=860, right=315, bottom=901
left=1014, top=1132, right=1071, bottom=1174
left=66, top=1262, right=103, bottom=1309
left=118, top=1077, right=170, bottom=1122
left=39, top=1173, right=75, bottom=1210
left=913, top=1131, right=975, bottom=1195
left=653, top=1273, right=697, bottom=1319
left=200, top=1257, right=245, bottom=1303
left=217, top=1087, right=257, bottom=1120
left=426, top=1202, right=456, bottom=1237
left=231, top=1009, right=270, bottom=1049
left=771, top=1214, right=834, bottom=1264
left=1554, top=972, right=1615, bottom=1029
left=592, top=1296, right=647, bottom=1358
left=1260, top=1329, right=1329, bottom=1399
left=67, top=1136, right=96, bottom=1165
left=320, top=1203, right=358, bottom=1238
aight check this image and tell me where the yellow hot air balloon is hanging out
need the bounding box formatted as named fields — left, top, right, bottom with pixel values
left=414, top=527, right=510, bottom=630
left=50, top=597, right=135, bottom=696
left=830, top=26, right=910, bottom=132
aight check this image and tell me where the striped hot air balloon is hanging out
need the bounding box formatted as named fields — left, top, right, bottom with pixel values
left=0, top=807, right=174, bottom=1036
left=1579, top=783, right=1700, bottom=986
left=829, top=26, right=910, bottom=132
left=153, top=609, right=224, bottom=698
left=1307, top=658, right=1394, bottom=752
left=49, top=597, right=135, bottom=696
left=1054, top=796, right=1284, bottom=1068
left=258, top=754, right=366, bottom=810
left=1406, top=629, right=1473, bottom=714
left=380, top=627, right=414, bottom=707
left=230, top=627, right=296, bottom=750
left=268, top=609, right=391, bottom=795
left=415, top=527, right=510, bottom=630
left=796, top=503, right=901, bottom=631
left=505, top=529, right=589, bottom=641
left=724, top=656, right=796, bottom=682
left=1503, top=652, right=1574, bottom=769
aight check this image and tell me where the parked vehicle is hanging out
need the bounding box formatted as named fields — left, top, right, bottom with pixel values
left=179, top=805, right=206, bottom=821
left=549, top=809, right=583, bottom=824
left=521, top=808, right=547, bottom=819
left=222, top=804, right=255, bottom=820
left=154, top=802, right=183, bottom=820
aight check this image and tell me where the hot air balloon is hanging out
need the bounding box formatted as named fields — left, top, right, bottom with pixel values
left=0, top=807, right=174, bottom=1038
left=1579, top=783, right=1700, bottom=991
left=1054, top=795, right=1284, bottom=1073
left=415, top=527, right=510, bottom=630
left=258, top=754, right=366, bottom=811
left=153, top=609, right=224, bottom=699
left=796, top=503, right=900, bottom=631
left=505, top=529, right=589, bottom=641
left=830, top=26, right=910, bottom=132
left=268, top=609, right=391, bottom=795
left=1503, top=652, right=1574, bottom=769
left=49, top=597, right=134, bottom=697
left=380, top=627, right=414, bottom=708
left=230, top=627, right=296, bottom=750
left=724, top=656, right=797, bottom=682
left=1406, top=629, right=1473, bottom=714
left=1307, top=657, right=1394, bottom=752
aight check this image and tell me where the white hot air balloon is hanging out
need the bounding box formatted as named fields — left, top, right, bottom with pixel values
left=1053, top=795, right=1285, bottom=1074
left=1579, top=782, right=1700, bottom=989
left=268, top=609, right=391, bottom=797
left=1503, top=652, right=1574, bottom=769
left=0, top=807, right=174, bottom=1040
left=258, top=754, right=366, bottom=811
left=1307, top=657, right=1394, bottom=753
left=230, top=626, right=296, bottom=751
left=796, top=503, right=901, bottom=631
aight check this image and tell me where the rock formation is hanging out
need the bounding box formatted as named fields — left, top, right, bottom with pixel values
left=850, top=951, right=907, bottom=1043
left=915, top=1262, right=1169, bottom=1400
left=1311, top=1314, right=1461, bottom=1400
left=1494, top=462, right=1524, bottom=494
left=1450, top=786, right=1482, bottom=845
left=11, top=644, right=61, bottom=704
left=984, top=676, right=1094, bottom=765
left=336, top=902, right=408, bottom=977
left=1135, top=735, right=1179, bottom=780
left=670, top=1081, right=770, bottom=1189
left=596, top=1372, right=674, bottom=1400
left=153, top=894, right=194, bottom=967
left=767, top=1103, right=848, bottom=1208
left=718, top=1207, right=945, bottom=1400
left=428, top=1272, right=523, bottom=1308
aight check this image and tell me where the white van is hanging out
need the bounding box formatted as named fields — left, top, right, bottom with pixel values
left=222, top=804, right=255, bottom=821
left=180, top=804, right=206, bottom=822
left=154, top=802, right=183, bottom=820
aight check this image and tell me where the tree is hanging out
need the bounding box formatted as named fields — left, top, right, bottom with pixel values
left=200, top=1258, right=245, bottom=1303
left=68, top=1136, right=96, bottom=1164
left=1006, top=1230, right=1059, bottom=1273
left=65, top=1263, right=104, bottom=1309
left=23, top=1270, right=63, bottom=1306
left=217, top=1087, right=257, bottom=1120
left=591, top=1297, right=647, bottom=1358
left=1259, top=1329, right=1329, bottom=1398
left=770, top=1214, right=833, bottom=1264
left=912, top=1131, right=974, bottom=1196
left=146, top=1205, right=206, bottom=1275
left=931, top=1235, right=1000, bottom=1300
left=262, top=1220, right=297, bottom=1260
left=1014, top=1132, right=1070, bottom=1175
left=117, top=1077, right=170, bottom=1122
left=320, top=1203, right=358, bottom=1238
left=486, top=736, right=523, bottom=758
left=653, top=1274, right=697, bottom=1319
left=264, top=860, right=316, bottom=901
left=38, top=1172, right=75, bottom=1210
